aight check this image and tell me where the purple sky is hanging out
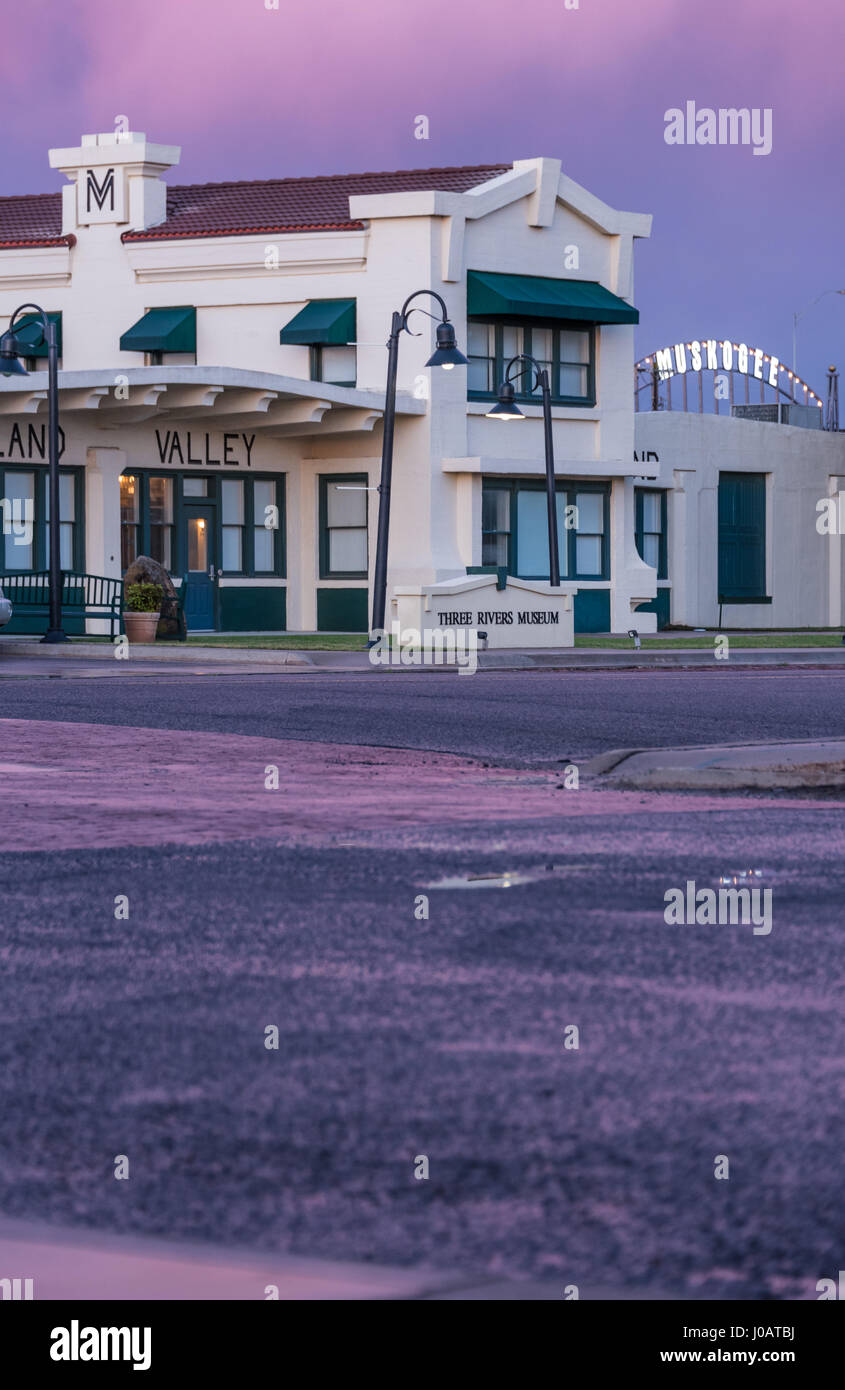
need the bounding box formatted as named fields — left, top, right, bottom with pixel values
left=4, top=0, right=844, bottom=397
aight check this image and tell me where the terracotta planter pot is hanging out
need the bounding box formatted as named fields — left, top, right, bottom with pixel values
left=123, top=610, right=161, bottom=644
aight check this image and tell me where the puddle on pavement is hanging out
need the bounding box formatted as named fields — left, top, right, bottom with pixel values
left=425, top=865, right=591, bottom=890
left=716, top=868, right=771, bottom=886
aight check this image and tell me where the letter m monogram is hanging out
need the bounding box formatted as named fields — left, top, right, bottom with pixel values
left=87, top=167, right=115, bottom=213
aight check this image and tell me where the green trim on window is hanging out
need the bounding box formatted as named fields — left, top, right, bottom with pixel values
left=467, top=270, right=639, bottom=325
left=120, top=306, right=196, bottom=354
left=319, top=473, right=369, bottom=580
left=281, top=299, right=356, bottom=346
left=309, top=343, right=357, bottom=388
left=635, top=487, right=668, bottom=580
left=0, top=463, right=84, bottom=575
left=468, top=320, right=596, bottom=407
left=481, top=479, right=610, bottom=581
left=118, top=471, right=285, bottom=580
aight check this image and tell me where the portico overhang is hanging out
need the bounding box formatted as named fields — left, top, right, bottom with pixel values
left=0, top=365, right=425, bottom=436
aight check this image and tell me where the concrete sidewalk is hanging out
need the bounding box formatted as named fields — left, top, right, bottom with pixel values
left=586, top=738, right=845, bottom=790
left=0, top=1218, right=699, bottom=1300
left=4, top=635, right=845, bottom=672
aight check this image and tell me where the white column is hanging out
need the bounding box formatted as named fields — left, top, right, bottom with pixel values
left=85, top=446, right=123, bottom=580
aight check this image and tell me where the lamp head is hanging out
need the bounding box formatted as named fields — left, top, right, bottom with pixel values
left=0, top=328, right=28, bottom=378
left=425, top=319, right=468, bottom=370
left=485, top=381, right=526, bottom=420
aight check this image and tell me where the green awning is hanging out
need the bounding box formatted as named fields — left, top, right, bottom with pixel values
left=14, top=311, right=62, bottom=358
left=120, top=306, right=196, bottom=353
left=279, top=299, right=356, bottom=346
left=467, top=271, right=638, bottom=325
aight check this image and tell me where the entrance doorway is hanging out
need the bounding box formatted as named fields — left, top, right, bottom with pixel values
left=183, top=504, right=216, bottom=629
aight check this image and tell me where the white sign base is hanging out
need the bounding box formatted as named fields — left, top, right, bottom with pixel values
left=392, top=575, right=578, bottom=648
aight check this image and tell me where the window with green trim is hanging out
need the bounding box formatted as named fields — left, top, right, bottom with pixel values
left=635, top=488, right=667, bottom=578
left=1, top=466, right=82, bottom=573
left=468, top=320, right=595, bottom=406
left=319, top=474, right=368, bottom=579
left=309, top=344, right=357, bottom=387
left=118, top=472, right=285, bottom=578
left=481, top=479, right=610, bottom=580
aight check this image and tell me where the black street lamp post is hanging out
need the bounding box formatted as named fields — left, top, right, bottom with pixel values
left=370, top=290, right=467, bottom=641
left=486, top=354, right=561, bottom=587
left=0, top=302, right=67, bottom=642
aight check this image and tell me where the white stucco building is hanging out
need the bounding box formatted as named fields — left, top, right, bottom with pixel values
left=0, top=130, right=656, bottom=639
left=633, top=354, right=845, bottom=631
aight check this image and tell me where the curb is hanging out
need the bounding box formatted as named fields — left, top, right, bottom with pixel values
left=0, top=1218, right=711, bottom=1301
left=584, top=737, right=845, bottom=790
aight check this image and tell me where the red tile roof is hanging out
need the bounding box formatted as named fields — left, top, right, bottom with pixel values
left=0, top=164, right=511, bottom=248
left=0, top=192, right=69, bottom=247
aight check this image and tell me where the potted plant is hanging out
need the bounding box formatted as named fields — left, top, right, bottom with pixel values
left=123, top=581, right=163, bottom=644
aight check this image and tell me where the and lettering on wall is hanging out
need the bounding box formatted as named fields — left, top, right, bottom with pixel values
left=0, top=422, right=67, bottom=461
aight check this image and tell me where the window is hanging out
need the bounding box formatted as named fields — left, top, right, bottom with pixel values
left=44, top=473, right=76, bottom=570
left=467, top=322, right=496, bottom=394
left=3, top=471, right=35, bottom=570
left=187, top=514, right=209, bottom=571
left=310, top=345, right=356, bottom=387
left=635, top=489, right=667, bottom=578
left=480, top=480, right=609, bottom=580
left=253, top=479, right=277, bottom=572
left=118, top=473, right=285, bottom=580
left=515, top=491, right=574, bottom=578
left=320, top=475, right=368, bottom=578
left=1, top=467, right=82, bottom=573
left=559, top=329, right=590, bottom=399
left=221, top=480, right=244, bottom=572
left=481, top=487, right=510, bottom=566
left=574, top=490, right=604, bottom=576
left=468, top=321, right=595, bottom=406
left=148, top=476, right=173, bottom=570
left=120, top=474, right=140, bottom=569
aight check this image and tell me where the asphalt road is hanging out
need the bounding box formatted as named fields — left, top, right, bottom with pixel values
left=1, top=806, right=842, bottom=1298
left=1, top=666, right=844, bottom=761
left=1, top=669, right=843, bottom=1298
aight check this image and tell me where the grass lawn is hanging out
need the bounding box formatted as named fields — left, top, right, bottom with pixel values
left=65, top=631, right=843, bottom=652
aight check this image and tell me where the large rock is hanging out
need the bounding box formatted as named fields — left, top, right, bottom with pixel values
left=123, top=555, right=185, bottom=640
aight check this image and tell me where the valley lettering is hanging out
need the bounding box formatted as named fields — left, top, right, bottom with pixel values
left=155, top=429, right=256, bottom=467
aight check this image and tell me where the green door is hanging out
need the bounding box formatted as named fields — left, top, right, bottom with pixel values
left=718, top=473, right=766, bottom=601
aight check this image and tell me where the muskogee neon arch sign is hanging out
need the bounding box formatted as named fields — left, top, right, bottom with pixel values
left=636, top=339, right=822, bottom=407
